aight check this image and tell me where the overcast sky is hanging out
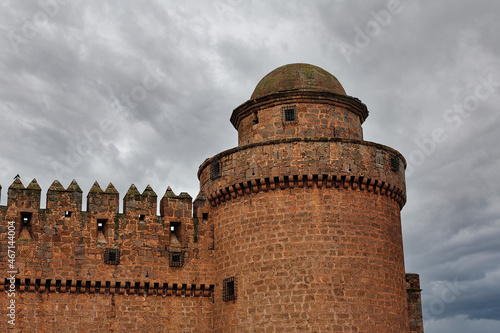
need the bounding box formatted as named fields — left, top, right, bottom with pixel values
left=1, top=1, right=499, bottom=332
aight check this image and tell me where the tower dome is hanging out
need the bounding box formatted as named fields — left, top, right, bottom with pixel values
left=250, top=63, right=346, bottom=99
left=231, top=63, right=366, bottom=146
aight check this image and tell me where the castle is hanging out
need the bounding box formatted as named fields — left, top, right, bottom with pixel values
left=1, top=63, right=423, bottom=332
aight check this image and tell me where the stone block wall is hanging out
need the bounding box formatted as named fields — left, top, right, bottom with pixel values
left=0, top=179, right=215, bottom=331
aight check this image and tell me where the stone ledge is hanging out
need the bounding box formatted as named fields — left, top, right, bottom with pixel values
left=207, top=173, right=406, bottom=208
left=0, top=278, right=214, bottom=297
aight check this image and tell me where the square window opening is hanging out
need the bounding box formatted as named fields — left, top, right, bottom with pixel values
left=104, top=248, right=120, bottom=265
left=170, top=222, right=181, bottom=236
left=169, top=251, right=184, bottom=267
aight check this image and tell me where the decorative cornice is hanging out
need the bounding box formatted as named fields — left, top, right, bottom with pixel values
left=0, top=278, right=214, bottom=297
left=230, top=90, right=369, bottom=129
left=206, top=174, right=406, bottom=209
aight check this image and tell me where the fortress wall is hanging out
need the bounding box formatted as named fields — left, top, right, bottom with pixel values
left=0, top=180, right=216, bottom=331
left=0, top=290, right=213, bottom=332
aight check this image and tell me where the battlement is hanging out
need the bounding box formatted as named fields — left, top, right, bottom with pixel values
left=0, top=178, right=215, bottom=283
left=2, top=178, right=193, bottom=217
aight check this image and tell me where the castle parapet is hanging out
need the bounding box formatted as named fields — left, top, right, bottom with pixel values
left=7, top=178, right=41, bottom=210
left=46, top=179, right=83, bottom=212
left=160, top=187, right=193, bottom=249
left=123, top=184, right=157, bottom=217
left=86, top=181, right=119, bottom=214
left=160, top=187, right=192, bottom=219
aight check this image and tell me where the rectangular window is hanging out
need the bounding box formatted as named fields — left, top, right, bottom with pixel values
left=210, top=158, right=221, bottom=180
left=282, top=105, right=297, bottom=123
left=97, top=219, right=107, bottom=232
left=21, top=212, right=32, bottom=227
left=390, top=155, right=400, bottom=172
left=104, top=248, right=120, bottom=265
left=223, top=276, right=237, bottom=302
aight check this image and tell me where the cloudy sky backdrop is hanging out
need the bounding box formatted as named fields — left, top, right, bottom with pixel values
left=1, top=1, right=499, bottom=331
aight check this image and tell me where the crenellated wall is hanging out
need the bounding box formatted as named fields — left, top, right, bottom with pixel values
left=0, top=178, right=215, bottom=331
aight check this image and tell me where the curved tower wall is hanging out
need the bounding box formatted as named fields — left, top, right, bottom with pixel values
left=199, top=139, right=408, bottom=332
left=232, top=91, right=367, bottom=146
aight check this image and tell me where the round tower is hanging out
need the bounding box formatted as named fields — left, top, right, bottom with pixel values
left=198, top=64, right=409, bottom=332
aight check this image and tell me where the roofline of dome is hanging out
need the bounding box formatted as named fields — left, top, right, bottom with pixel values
left=230, top=89, right=369, bottom=130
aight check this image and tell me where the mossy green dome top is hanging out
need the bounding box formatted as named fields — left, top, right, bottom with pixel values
left=251, top=63, right=346, bottom=99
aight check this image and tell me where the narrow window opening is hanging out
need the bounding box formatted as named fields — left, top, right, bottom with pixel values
left=210, top=158, right=221, bottom=180
left=223, top=276, right=237, bottom=302
left=21, top=212, right=32, bottom=227
left=97, top=219, right=107, bottom=232
left=138, top=214, right=145, bottom=221
left=252, top=112, right=259, bottom=124
left=390, top=155, right=400, bottom=172
left=65, top=211, right=72, bottom=218
left=202, top=213, right=208, bottom=220
left=170, top=222, right=182, bottom=245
